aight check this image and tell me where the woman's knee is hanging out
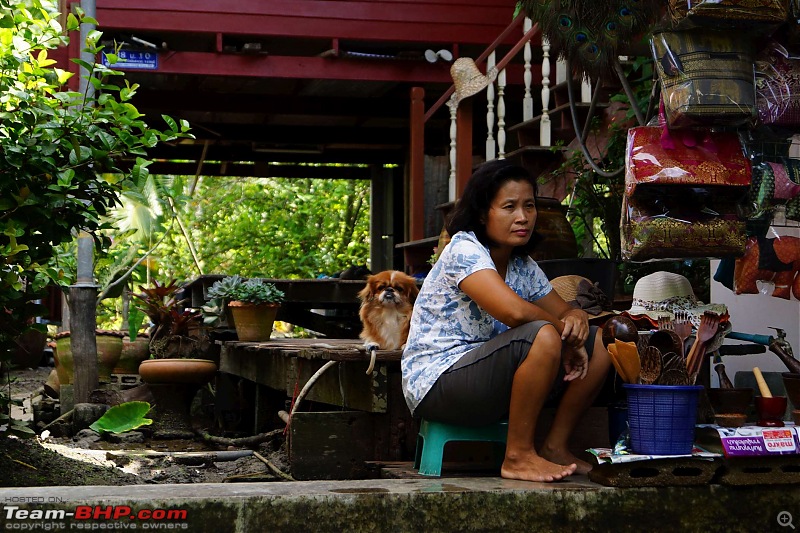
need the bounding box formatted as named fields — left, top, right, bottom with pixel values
left=528, top=323, right=562, bottom=364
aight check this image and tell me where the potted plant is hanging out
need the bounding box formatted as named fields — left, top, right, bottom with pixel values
left=202, top=275, right=244, bottom=329
left=226, top=278, right=285, bottom=342
left=131, top=279, right=216, bottom=438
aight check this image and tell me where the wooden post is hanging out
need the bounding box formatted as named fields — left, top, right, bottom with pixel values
left=69, top=232, right=98, bottom=406
left=455, top=98, right=473, bottom=198
left=409, top=87, right=425, bottom=243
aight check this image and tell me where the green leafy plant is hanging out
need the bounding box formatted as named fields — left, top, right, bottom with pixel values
left=89, top=401, right=152, bottom=434
left=0, top=1, right=191, bottom=354
left=230, top=278, right=285, bottom=305
left=132, top=279, right=207, bottom=359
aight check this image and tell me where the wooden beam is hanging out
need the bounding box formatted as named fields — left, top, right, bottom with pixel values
left=409, top=87, right=425, bottom=242
left=97, top=1, right=515, bottom=44
left=455, top=98, right=473, bottom=197
left=114, top=51, right=458, bottom=83
left=118, top=161, right=375, bottom=179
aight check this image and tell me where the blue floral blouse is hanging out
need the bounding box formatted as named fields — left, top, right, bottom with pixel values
left=401, top=231, right=552, bottom=414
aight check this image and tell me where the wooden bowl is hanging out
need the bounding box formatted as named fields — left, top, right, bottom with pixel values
left=782, top=373, right=800, bottom=409
left=707, top=387, right=753, bottom=415
left=714, top=413, right=747, bottom=428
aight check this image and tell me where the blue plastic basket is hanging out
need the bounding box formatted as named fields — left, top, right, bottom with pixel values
left=623, top=384, right=703, bottom=455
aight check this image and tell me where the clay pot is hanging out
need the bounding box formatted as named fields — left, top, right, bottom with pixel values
left=114, top=333, right=150, bottom=375
left=707, top=388, right=753, bottom=415
left=44, top=368, right=60, bottom=398
left=228, top=302, right=279, bottom=342
left=138, top=358, right=218, bottom=438
left=530, top=197, right=579, bottom=261
left=139, top=358, right=217, bottom=385
left=54, top=330, right=124, bottom=384
left=782, top=373, right=800, bottom=409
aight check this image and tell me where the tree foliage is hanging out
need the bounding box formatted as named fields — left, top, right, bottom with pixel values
left=154, top=176, right=371, bottom=281
left=0, top=0, right=189, bottom=352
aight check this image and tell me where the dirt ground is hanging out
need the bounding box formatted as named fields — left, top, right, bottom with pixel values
left=1, top=365, right=293, bottom=487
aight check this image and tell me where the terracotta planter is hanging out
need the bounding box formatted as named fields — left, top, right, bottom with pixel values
left=114, top=333, right=151, bottom=374
left=139, top=358, right=217, bottom=385
left=228, top=301, right=279, bottom=341
left=54, top=330, right=124, bottom=384
left=139, top=358, right=217, bottom=438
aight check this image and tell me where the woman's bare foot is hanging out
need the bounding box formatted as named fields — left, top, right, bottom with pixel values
left=540, top=446, right=593, bottom=475
left=501, top=452, right=576, bottom=482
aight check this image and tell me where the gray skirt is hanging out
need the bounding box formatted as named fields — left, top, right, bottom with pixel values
left=414, top=321, right=599, bottom=426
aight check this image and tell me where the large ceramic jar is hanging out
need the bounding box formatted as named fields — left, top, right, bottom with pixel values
left=54, top=330, right=124, bottom=384
left=114, top=332, right=150, bottom=375
left=530, top=197, right=578, bottom=261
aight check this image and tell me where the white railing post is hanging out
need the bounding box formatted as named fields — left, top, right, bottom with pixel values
left=448, top=98, right=457, bottom=201
left=540, top=35, right=551, bottom=147
left=581, top=75, right=592, bottom=104
left=523, top=17, right=533, bottom=122
left=486, top=51, right=496, bottom=161
left=497, top=67, right=506, bottom=159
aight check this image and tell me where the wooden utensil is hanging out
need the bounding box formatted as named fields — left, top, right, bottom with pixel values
left=753, top=366, right=772, bottom=398
left=686, top=312, right=721, bottom=383
left=673, top=310, right=693, bottom=360
left=640, top=345, right=662, bottom=385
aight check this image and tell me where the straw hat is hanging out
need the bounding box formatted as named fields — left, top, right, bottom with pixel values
left=626, top=271, right=728, bottom=328
left=447, top=57, right=498, bottom=109
left=550, top=275, right=616, bottom=322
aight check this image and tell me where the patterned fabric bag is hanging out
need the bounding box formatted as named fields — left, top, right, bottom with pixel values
left=669, top=0, right=788, bottom=29
left=625, top=126, right=752, bottom=197
left=652, top=30, right=756, bottom=128
left=621, top=193, right=747, bottom=262
left=756, top=42, right=800, bottom=126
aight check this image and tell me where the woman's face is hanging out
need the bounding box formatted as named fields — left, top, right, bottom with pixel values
left=483, top=179, right=537, bottom=251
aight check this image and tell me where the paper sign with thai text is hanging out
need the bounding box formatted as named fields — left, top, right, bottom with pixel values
left=716, top=425, right=800, bottom=457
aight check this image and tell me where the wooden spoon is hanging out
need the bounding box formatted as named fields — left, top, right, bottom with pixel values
left=686, top=312, right=721, bottom=383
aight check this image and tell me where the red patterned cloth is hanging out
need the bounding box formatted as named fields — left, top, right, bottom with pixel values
left=625, top=126, right=752, bottom=197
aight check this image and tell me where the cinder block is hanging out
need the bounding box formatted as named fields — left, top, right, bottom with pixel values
left=718, top=456, right=800, bottom=486
left=589, top=458, right=721, bottom=487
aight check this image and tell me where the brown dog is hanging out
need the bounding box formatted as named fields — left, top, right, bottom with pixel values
left=358, top=270, right=419, bottom=373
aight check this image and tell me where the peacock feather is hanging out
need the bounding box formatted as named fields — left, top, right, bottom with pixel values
left=517, top=0, right=661, bottom=79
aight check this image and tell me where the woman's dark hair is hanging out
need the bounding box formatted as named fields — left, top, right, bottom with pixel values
left=446, top=159, right=542, bottom=256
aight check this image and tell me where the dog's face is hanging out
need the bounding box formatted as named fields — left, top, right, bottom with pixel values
left=359, top=270, right=419, bottom=309
left=358, top=270, right=419, bottom=351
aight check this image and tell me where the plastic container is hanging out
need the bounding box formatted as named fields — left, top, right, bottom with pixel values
left=623, top=384, right=703, bottom=455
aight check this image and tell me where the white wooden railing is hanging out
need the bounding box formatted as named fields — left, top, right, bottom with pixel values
left=446, top=16, right=591, bottom=201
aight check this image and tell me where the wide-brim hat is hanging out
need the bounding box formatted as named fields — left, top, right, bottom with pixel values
left=447, top=57, right=498, bottom=108
left=550, top=275, right=617, bottom=321
left=625, top=271, right=728, bottom=328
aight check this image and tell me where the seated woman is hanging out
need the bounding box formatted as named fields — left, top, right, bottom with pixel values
left=401, top=160, right=611, bottom=482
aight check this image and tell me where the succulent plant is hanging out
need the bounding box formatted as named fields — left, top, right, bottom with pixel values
left=230, top=278, right=285, bottom=305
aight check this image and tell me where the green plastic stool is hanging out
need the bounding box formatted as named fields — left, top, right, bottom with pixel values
left=413, top=419, right=509, bottom=476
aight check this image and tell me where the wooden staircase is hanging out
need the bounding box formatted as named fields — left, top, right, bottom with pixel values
left=402, top=18, right=628, bottom=275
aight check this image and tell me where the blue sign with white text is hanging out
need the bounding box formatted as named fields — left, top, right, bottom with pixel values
left=102, top=50, right=158, bottom=70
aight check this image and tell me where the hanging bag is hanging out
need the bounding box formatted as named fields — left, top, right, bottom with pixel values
left=668, top=0, right=788, bottom=30
left=621, top=121, right=750, bottom=261
left=652, top=30, right=756, bottom=128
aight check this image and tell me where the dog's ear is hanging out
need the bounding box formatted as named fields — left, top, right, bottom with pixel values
left=357, top=278, right=375, bottom=302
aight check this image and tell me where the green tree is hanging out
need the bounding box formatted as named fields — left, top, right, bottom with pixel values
left=0, top=0, right=188, bottom=368
left=154, top=175, right=371, bottom=280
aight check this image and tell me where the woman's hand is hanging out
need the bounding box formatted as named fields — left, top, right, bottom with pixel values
left=563, top=345, right=588, bottom=381
left=560, top=308, right=589, bottom=348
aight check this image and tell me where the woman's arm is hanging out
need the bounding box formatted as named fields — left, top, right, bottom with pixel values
left=459, top=268, right=588, bottom=346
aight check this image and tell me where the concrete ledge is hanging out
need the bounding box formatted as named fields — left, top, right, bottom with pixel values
left=1, top=477, right=798, bottom=532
